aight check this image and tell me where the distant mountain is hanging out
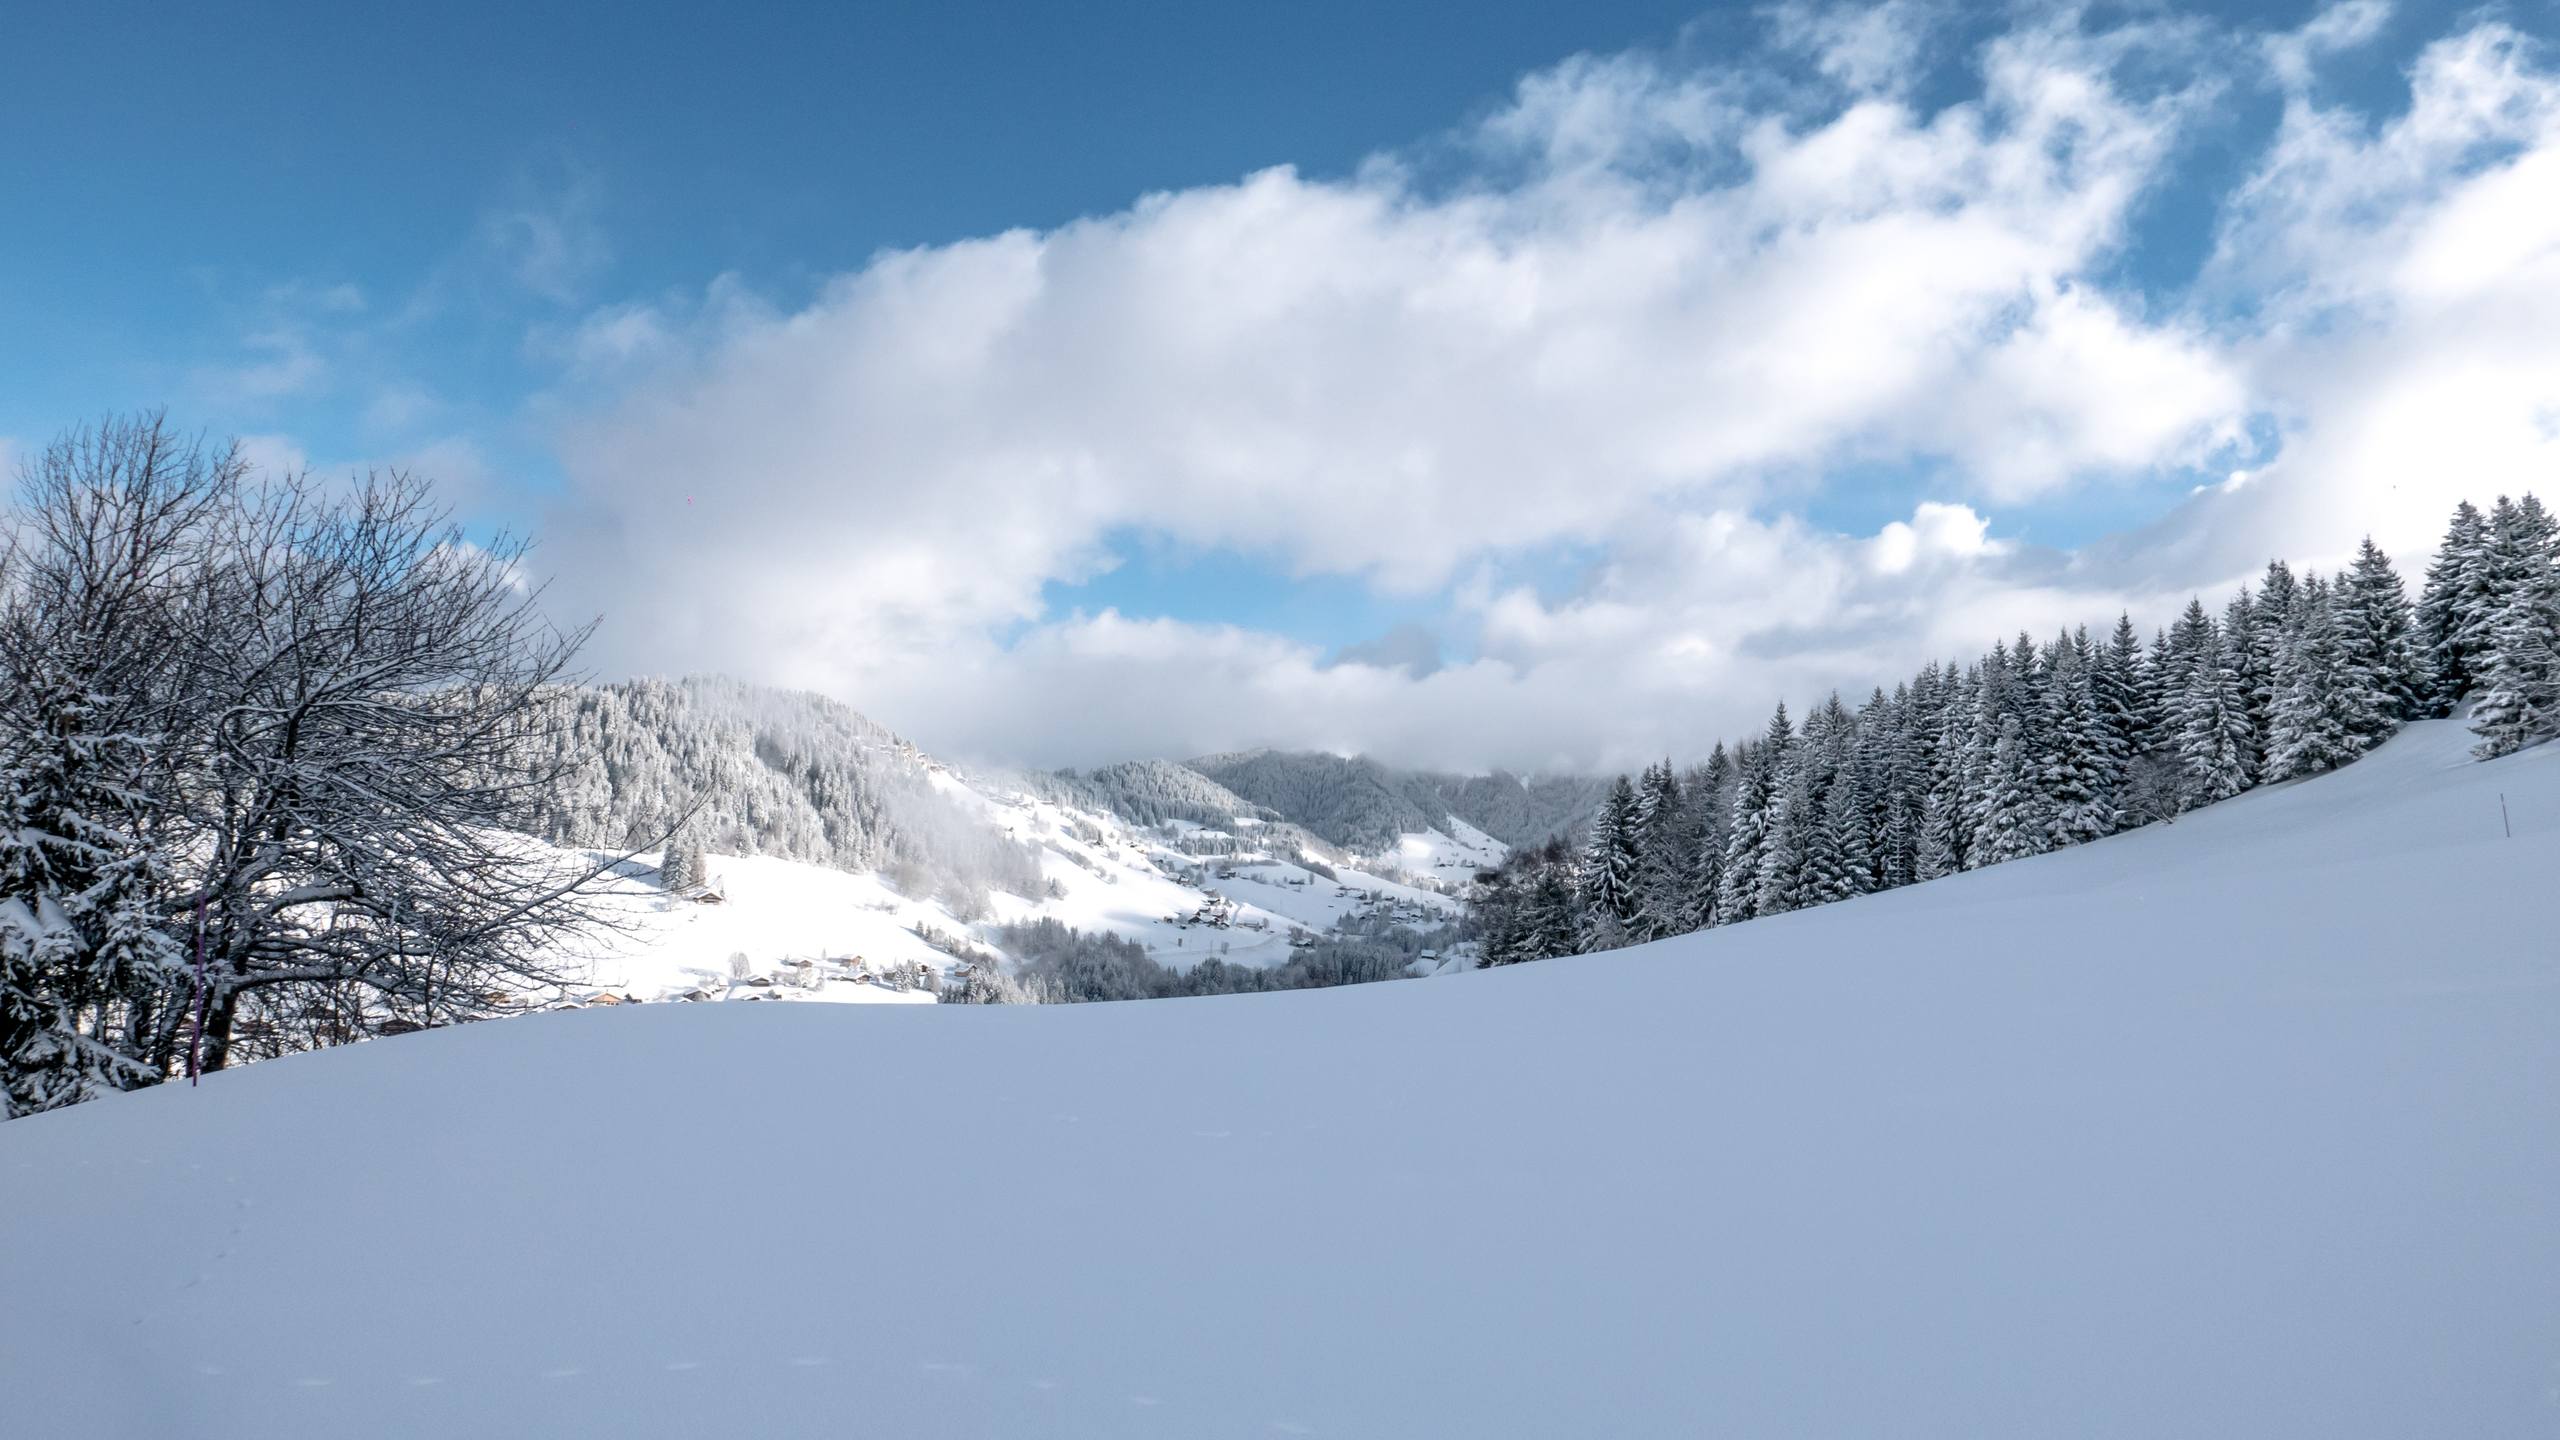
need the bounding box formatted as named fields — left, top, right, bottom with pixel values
left=515, top=676, right=1603, bottom=927
left=1183, top=748, right=1607, bottom=856
left=1030, top=758, right=1284, bottom=832
left=508, top=676, right=1467, bottom=987
left=1182, top=750, right=1448, bottom=855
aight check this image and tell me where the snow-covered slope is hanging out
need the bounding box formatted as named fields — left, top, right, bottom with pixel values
left=544, top=797, right=1461, bottom=1007
left=7, top=718, right=2558, bottom=1438
left=517, top=677, right=1462, bottom=984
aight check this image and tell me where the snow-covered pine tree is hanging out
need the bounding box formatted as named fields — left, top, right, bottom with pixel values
left=0, top=421, right=218, bottom=1113
left=2334, top=536, right=2423, bottom=738
left=2471, top=506, right=2560, bottom=758
left=2178, top=627, right=2253, bottom=810
left=1466, top=859, right=1530, bottom=968
left=2221, top=586, right=2264, bottom=784
left=1807, top=763, right=1872, bottom=905
left=2515, top=493, right=2560, bottom=556
left=1914, top=784, right=1961, bottom=881
left=1680, top=743, right=1733, bottom=931
left=2248, top=562, right=2298, bottom=727
left=1629, top=761, right=1687, bottom=942
left=2007, top=631, right=2047, bottom=729
left=1932, top=671, right=1978, bottom=866
left=2041, top=640, right=2115, bottom=847
left=0, top=666, right=180, bottom=1116
left=1527, top=861, right=1584, bottom=961
left=2143, top=627, right=2178, bottom=755
left=2414, top=499, right=2494, bottom=710
left=2163, top=600, right=2216, bottom=738
left=1867, top=687, right=1918, bottom=891
left=1753, top=748, right=1816, bottom=916
left=1959, top=658, right=2010, bottom=870
left=2264, top=573, right=2362, bottom=781
left=2096, top=613, right=2149, bottom=758
left=1577, top=775, right=1643, bottom=951
left=1718, top=706, right=1791, bottom=923
left=1972, top=715, right=2051, bottom=866
left=659, top=831, right=705, bottom=893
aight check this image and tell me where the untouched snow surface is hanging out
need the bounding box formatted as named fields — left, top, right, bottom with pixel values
left=6, top=718, right=2559, bottom=1438
left=566, top=852, right=955, bottom=1003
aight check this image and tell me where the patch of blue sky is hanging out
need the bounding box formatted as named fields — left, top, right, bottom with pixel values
left=1033, top=530, right=1448, bottom=649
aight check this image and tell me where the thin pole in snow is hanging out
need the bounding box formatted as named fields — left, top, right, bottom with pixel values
left=2501, top=793, right=2512, bottom=839
left=187, top=896, right=207, bottom=1085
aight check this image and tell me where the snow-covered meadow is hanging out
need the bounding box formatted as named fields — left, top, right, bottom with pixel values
left=546, top=769, right=1467, bottom=1007
left=5, top=716, right=2556, bottom=1437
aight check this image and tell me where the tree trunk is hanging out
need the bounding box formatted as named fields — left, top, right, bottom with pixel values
left=198, top=985, right=241, bottom=1074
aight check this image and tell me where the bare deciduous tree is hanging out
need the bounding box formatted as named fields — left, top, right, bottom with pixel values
left=3, top=413, right=643, bottom=1107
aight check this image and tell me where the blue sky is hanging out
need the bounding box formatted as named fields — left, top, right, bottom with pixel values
left=5, top=0, right=2558, bottom=769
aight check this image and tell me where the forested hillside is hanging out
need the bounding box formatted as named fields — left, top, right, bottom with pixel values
left=1029, top=758, right=1281, bottom=830
left=1474, top=493, right=2560, bottom=964
left=1185, top=749, right=1605, bottom=853
left=518, top=676, right=1045, bottom=906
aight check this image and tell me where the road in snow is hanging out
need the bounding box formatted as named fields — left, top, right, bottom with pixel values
left=3, top=718, right=2556, bottom=1437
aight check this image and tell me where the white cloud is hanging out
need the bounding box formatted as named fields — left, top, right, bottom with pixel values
left=234, top=433, right=310, bottom=479
left=541, top=8, right=2246, bottom=755
left=1768, top=0, right=1938, bottom=94
left=2265, top=0, right=2394, bottom=92
left=2187, top=21, right=2560, bottom=580
left=514, top=9, right=2560, bottom=773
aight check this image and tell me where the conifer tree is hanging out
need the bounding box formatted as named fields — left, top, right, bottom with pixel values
left=659, top=831, right=705, bottom=892
left=1718, top=707, right=1791, bottom=923
left=2152, top=603, right=2214, bottom=767
left=1972, top=715, right=2051, bottom=865
left=1577, top=775, right=1643, bottom=951
left=1914, top=785, right=1961, bottom=881
left=2415, top=500, right=2493, bottom=708
left=1753, top=750, right=1817, bottom=916
left=1868, top=690, right=1919, bottom=891
left=0, top=422, right=218, bottom=1113
left=2472, top=516, right=2560, bottom=758
left=2334, top=536, right=2423, bottom=735
left=1932, top=674, right=1978, bottom=865
left=0, top=664, right=180, bottom=1116
left=2006, top=632, right=2047, bottom=731
left=1681, top=744, right=1733, bottom=931
left=1629, top=761, right=1688, bottom=941
left=2041, top=642, right=2115, bottom=846
left=2095, top=613, right=2149, bottom=757
left=2248, top=562, right=2298, bottom=728
left=1959, top=666, right=2009, bottom=870
left=2264, top=574, right=2361, bottom=781
left=1520, top=859, right=1583, bottom=963
left=1808, top=764, right=1872, bottom=904
left=2221, top=587, right=2264, bottom=783
left=2144, top=626, right=2178, bottom=751
left=2178, top=628, right=2252, bottom=809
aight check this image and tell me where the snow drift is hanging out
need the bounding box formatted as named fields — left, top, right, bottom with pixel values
left=4, top=717, right=2557, bottom=1438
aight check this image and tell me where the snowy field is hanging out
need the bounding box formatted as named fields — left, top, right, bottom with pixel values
left=5, top=717, right=2557, bottom=1438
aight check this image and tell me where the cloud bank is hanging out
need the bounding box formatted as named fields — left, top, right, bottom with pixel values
left=534, top=2, right=2560, bottom=774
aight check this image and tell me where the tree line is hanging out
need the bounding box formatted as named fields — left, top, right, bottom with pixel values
left=940, top=916, right=1437, bottom=1004
left=0, top=416, right=619, bottom=1117
left=1472, top=493, right=2560, bottom=966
